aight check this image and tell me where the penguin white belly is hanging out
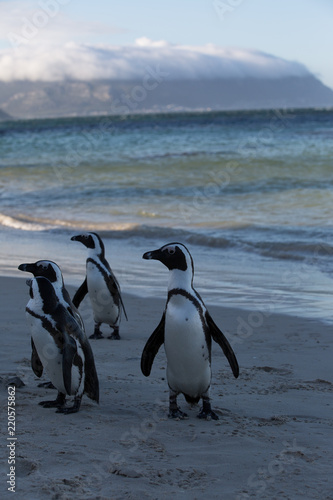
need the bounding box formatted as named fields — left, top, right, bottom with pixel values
left=28, top=315, right=66, bottom=394
left=28, top=315, right=84, bottom=396
left=164, top=295, right=211, bottom=398
left=87, top=262, right=118, bottom=324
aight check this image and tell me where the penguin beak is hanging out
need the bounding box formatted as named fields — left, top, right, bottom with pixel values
left=142, top=249, right=162, bottom=261
left=71, top=234, right=85, bottom=244
left=18, top=263, right=35, bottom=274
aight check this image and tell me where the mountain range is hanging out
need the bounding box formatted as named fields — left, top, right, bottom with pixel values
left=0, top=74, right=332, bottom=120
left=0, top=108, right=12, bottom=121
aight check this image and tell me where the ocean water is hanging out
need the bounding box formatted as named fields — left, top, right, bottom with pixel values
left=1, top=108, right=333, bottom=322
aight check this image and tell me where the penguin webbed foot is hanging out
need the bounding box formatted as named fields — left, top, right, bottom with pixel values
left=168, top=408, right=188, bottom=420
left=89, top=332, right=104, bottom=339
left=56, top=396, right=82, bottom=414
left=39, top=400, right=64, bottom=408
left=197, top=406, right=219, bottom=421
left=89, top=324, right=103, bottom=339
left=37, top=381, right=56, bottom=389
left=39, top=392, right=66, bottom=408
left=108, top=326, right=120, bottom=340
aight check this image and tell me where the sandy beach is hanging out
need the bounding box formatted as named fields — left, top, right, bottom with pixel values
left=1, top=275, right=332, bottom=500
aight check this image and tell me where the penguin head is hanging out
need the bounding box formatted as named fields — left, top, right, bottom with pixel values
left=143, top=242, right=194, bottom=288
left=26, top=276, right=59, bottom=314
left=71, top=232, right=105, bottom=257
left=18, top=260, right=64, bottom=285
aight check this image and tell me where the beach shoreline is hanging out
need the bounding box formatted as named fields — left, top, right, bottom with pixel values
left=2, top=108, right=333, bottom=328
left=1, top=275, right=332, bottom=499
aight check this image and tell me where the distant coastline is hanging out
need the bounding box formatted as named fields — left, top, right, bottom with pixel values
left=0, top=104, right=332, bottom=125
left=1, top=75, right=333, bottom=120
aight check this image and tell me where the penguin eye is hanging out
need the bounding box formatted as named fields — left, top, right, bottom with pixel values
left=167, top=247, right=176, bottom=255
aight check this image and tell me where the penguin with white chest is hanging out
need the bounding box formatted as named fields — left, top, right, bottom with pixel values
left=24, top=276, right=99, bottom=413
left=141, top=242, right=239, bottom=420
left=18, top=260, right=85, bottom=385
left=71, top=232, right=127, bottom=339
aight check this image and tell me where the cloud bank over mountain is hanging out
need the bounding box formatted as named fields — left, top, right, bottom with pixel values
left=0, top=38, right=312, bottom=83
left=1, top=39, right=332, bottom=119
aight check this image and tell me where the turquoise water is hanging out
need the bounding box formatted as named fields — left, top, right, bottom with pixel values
left=1, top=108, right=333, bottom=321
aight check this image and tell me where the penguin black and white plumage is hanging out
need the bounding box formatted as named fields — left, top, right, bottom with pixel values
left=71, top=232, right=127, bottom=340
left=141, top=242, right=239, bottom=420
left=18, top=259, right=84, bottom=330
left=24, top=276, right=99, bottom=413
left=18, top=260, right=85, bottom=387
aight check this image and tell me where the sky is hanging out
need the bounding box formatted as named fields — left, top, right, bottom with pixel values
left=0, top=0, right=332, bottom=88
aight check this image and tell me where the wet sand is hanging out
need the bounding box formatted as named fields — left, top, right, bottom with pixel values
left=0, top=276, right=332, bottom=499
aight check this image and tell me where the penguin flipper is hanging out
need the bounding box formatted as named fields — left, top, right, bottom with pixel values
left=63, top=287, right=84, bottom=329
left=84, top=361, right=100, bottom=403
left=105, top=271, right=128, bottom=321
left=62, top=332, right=77, bottom=395
left=141, top=313, right=165, bottom=377
left=81, top=339, right=99, bottom=403
left=31, top=338, right=43, bottom=378
left=65, top=314, right=99, bottom=403
left=72, top=278, right=88, bottom=308
left=205, top=312, right=239, bottom=378
left=119, top=294, right=128, bottom=321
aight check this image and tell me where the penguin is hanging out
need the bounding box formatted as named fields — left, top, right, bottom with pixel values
left=24, top=276, right=99, bottom=413
left=141, top=242, right=239, bottom=420
left=18, top=260, right=85, bottom=387
left=71, top=232, right=127, bottom=340
left=18, top=260, right=84, bottom=330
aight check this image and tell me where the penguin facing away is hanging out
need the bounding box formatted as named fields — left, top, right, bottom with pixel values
left=141, top=242, right=239, bottom=420
left=71, top=232, right=128, bottom=340
left=18, top=260, right=85, bottom=388
left=24, top=276, right=99, bottom=413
